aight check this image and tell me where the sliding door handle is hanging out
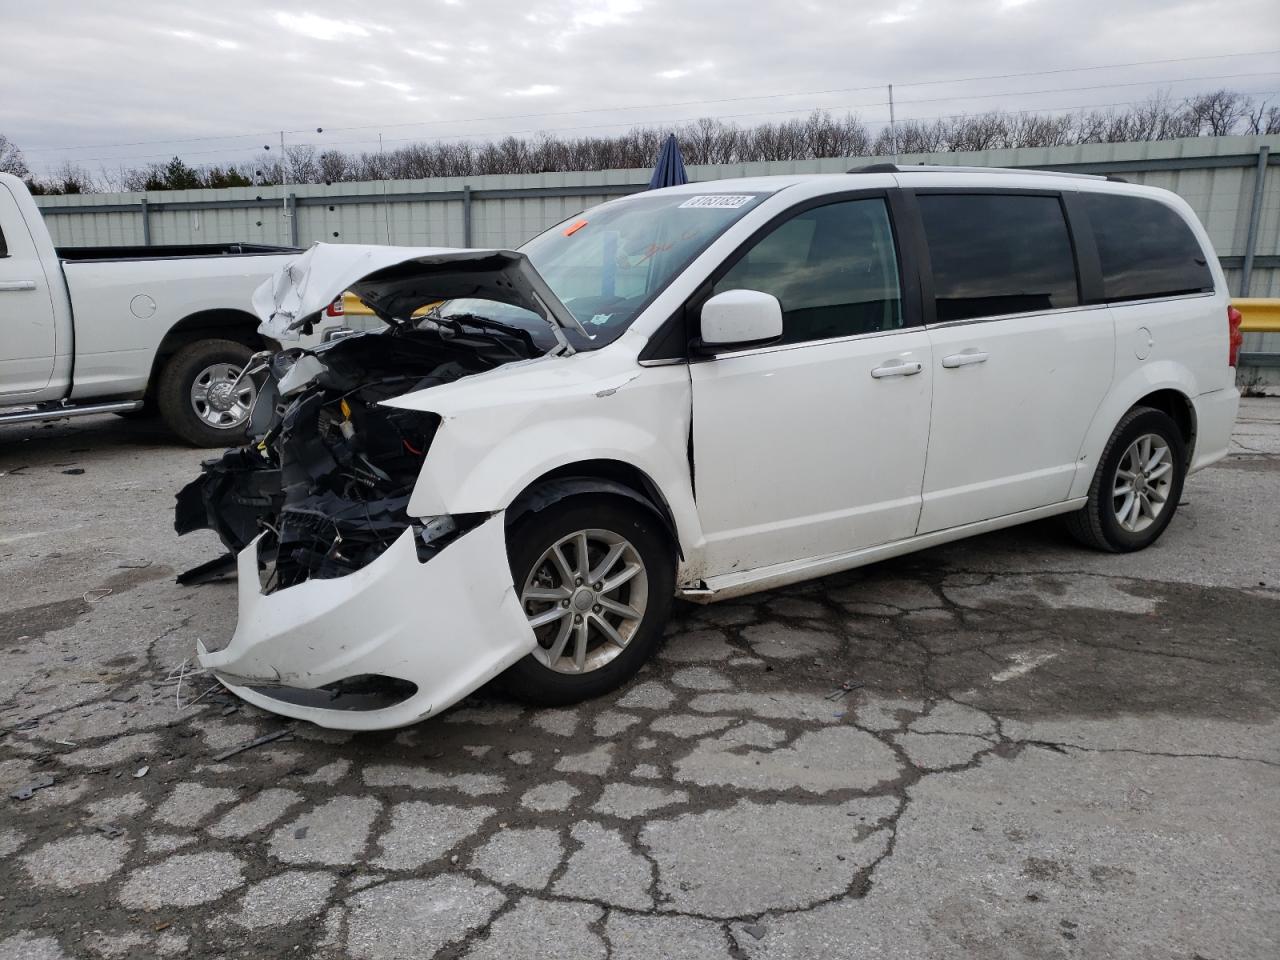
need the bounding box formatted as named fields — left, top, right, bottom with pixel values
left=941, top=350, right=989, bottom=368
left=871, top=360, right=923, bottom=379
left=0, top=281, right=37, bottom=292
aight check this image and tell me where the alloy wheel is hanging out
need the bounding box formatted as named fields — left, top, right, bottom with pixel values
left=1112, top=433, right=1173, bottom=533
left=520, top=528, right=649, bottom=674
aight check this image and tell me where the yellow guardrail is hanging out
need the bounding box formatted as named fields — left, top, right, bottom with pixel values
left=1234, top=299, right=1280, bottom=334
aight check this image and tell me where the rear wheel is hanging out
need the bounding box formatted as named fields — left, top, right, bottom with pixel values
left=157, top=339, right=258, bottom=447
left=1065, top=406, right=1186, bottom=552
left=502, top=496, right=675, bottom=706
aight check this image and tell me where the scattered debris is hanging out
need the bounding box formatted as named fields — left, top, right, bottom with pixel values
left=294, top=826, right=309, bottom=840
left=96, top=824, right=126, bottom=839
left=11, top=773, right=56, bottom=801
left=112, top=691, right=139, bottom=703
left=824, top=679, right=865, bottom=701
left=211, top=729, right=290, bottom=762
left=175, top=552, right=237, bottom=586
left=54, top=739, right=77, bottom=747
left=221, top=705, right=238, bottom=717
left=83, top=588, right=113, bottom=603
left=61, top=468, right=85, bottom=475
left=181, top=683, right=220, bottom=711
left=742, top=924, right=767, bottom=940
left=14, top=718, right=39, bottom=731
left=172, top=658, right=190, bottom=707
left=133, top=765, right=150, bottom=779
left=116, top=559, right=152, bottom=569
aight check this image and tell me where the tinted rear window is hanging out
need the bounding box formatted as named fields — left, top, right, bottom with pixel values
left=919, top=194, right=1079, bottom=322
left=1079, top=193, right=1214, bottom=302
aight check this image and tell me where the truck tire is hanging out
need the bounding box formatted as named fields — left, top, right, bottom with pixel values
left=1065, top=406, right=1186, bottom=552
left=157, top=339, right=259, bottom=447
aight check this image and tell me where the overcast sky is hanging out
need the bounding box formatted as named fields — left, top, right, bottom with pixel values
left=3, top=0, right=1279, bottom=176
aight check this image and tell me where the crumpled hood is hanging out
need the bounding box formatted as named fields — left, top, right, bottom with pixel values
left=252, top=242, right=585, bottom=344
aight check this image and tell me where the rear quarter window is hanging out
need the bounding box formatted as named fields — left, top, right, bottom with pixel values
left=1079, top=193, right=1214, bottom=302
left=0, top=224, right=8, bottom=257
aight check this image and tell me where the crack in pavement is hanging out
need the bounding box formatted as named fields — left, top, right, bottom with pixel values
left=4, top=413, right=1279, bottom=959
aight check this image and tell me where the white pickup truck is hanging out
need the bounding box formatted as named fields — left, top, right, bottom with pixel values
left=0, top=172, right=345, bottom=445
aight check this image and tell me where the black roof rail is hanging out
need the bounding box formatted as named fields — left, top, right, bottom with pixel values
left=1105, top=174, right=1129, bottom=183
left=846, top=163, right=1106, bottom=182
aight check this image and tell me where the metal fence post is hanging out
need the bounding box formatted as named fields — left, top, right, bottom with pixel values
left=462, top=184, right=472, bottom=248
left=1240, top=144, right=1270, bottom=297
left=140, top=197, right=151, bottom=246
left=287, top=193, right=299, bottom=247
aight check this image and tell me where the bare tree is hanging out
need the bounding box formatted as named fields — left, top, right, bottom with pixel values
left=0, top=134, right=29, bottom=178
left=23, top=88, right=1274, bottom=194
left=284, top=144, right=320, bottom=184
left=40, top=161, right=99, bottom=194
left=1186, top=89, right=1250, bottom=136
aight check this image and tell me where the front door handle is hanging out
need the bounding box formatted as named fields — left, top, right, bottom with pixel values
left=870, top=360, right=923, bottom=379
left=0, top=281, right=37, bottom=292
left=941, top=350, right=989, bottom=368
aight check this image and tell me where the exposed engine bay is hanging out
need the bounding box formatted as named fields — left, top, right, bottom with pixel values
left=174, top=244, right=577, bottom=589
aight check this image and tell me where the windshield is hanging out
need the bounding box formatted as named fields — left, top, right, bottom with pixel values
left=520, top=191, right=766, bottom=349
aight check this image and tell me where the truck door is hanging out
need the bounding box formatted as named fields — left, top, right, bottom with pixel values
left=0, top=178, right=58, bottom=400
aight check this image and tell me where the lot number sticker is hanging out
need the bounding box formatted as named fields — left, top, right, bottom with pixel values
left=678, top=195, right=754, bottom=209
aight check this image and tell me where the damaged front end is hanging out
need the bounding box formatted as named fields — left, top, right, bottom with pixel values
left=176, top=334, right=486, bottom=590
left=174, top=244, right=572, bottom=728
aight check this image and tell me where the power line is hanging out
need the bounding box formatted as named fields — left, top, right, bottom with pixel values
left=21, top=48, right=1280, bottom=155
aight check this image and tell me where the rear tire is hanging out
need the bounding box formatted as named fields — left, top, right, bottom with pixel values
left=501, top=495, right=675, bottom=706
left=1065, top=406, right=1186, bottom=552
left=157, top=339, right=258, bottom=447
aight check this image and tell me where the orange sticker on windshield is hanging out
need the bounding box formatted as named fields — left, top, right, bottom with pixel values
left=563, top=219, right=589, bottom=237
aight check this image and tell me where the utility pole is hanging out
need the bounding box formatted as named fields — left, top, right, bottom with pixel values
left=888, top=84, right=898, bottom=163
left=279, top=130, right=291, bottom=245
left=380, top=132, right=391, bottom=244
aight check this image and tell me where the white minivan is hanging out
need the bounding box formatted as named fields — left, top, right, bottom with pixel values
left=178, top=166, right=1242, bottom=729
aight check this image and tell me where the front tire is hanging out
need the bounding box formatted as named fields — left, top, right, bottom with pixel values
left=157, top=339, right=258, bottom=447
left=1065, top=405, right=1186, bottom=552
left=502, top=495, right=675, bottom=706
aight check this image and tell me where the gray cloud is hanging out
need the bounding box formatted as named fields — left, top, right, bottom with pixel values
left=3, top=0, right=1278, bottom=176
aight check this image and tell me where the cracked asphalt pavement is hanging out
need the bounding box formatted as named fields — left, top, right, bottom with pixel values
left=2, top=399, right=1278, bottom=959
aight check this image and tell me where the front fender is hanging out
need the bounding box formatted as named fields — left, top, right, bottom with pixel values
left=391, top=360, right=701, bottom=557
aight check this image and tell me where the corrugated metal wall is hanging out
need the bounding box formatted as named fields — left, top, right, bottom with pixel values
left=34, top=134, right=1280, bottom=364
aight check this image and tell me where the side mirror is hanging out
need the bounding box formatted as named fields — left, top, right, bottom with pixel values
left=699, top=289, right=783, bottom=350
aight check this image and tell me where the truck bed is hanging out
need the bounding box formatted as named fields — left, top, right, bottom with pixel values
left=57, top=243, right=301, bottom=262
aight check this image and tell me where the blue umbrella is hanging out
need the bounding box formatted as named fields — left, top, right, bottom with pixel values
left=647, top=134, right=688, bottom=189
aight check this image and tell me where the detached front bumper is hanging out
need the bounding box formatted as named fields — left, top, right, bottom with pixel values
left=197, top=513, right=536, bottom=730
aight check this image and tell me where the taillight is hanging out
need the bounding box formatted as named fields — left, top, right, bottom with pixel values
left=325, top=295, right=345, bottom=318
left=1227, top=305, right=1243, bottom=367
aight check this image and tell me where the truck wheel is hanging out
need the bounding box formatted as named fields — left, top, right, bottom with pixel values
left=1065, top=406, right=1186, bottom=552
left=157, top=339, right=259, bottom=447
left=502, top=496, right=675, bottom=706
